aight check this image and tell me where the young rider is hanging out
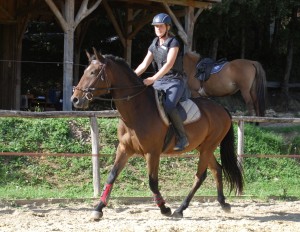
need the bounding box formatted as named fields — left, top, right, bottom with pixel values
left=134, top=13, right=189, bottom=151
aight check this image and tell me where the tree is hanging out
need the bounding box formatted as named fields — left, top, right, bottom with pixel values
left=281, top=3, right=300, bottom=110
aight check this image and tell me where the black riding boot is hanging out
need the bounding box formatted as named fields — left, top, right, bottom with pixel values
left=168, top=109, right=189, bottom=151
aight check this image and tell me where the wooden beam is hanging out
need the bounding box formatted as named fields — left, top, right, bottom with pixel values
left=149, top=0, right=217, bottom=9
left=0, top=6, right=14, bottom=20
left=45, top=0, right=68, bottom=32
left=74, top=0, right=102, bottom=28
left=128, top=11, right=156, bottom=39
left=162, top=2, right=188, bottom=45
left=195, top=7, right=204, bottom=19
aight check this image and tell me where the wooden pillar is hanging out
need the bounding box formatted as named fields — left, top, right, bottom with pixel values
left=90, top=116, right=100, bottom=197
left=237, top=121, right=244, bottom=166
left=125, top=8, right=133, bottom=65
left=62, top=0, right=75, bottom=111
left=0, top=25, right=17, bottom=109
left=185, top=7, right=194, bottom=52
left=184, top=7, right=203, bottom=52
left=15, top=16, right=29, bottom=110
left=45, top=0, right=101, bottom=111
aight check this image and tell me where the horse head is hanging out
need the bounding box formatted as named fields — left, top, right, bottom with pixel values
left=71, top=48, right=110, bottom=109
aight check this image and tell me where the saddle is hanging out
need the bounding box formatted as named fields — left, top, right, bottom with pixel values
left=154, top=90, right=201, bottom=152
left=195, top=58, right=228, bottom=82
left=155, top=90, right=201, bottom=126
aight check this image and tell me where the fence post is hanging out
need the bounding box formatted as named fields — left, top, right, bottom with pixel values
left=90, top=116, right=100, bottom=197
left=237, top=120, right=244, bottom=166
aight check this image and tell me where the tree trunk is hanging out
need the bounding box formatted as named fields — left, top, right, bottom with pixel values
left=280, top=28, right=294, bottom=111
left=280, top=4, right=298, bottom=111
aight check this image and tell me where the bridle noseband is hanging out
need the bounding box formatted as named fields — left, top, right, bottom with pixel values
left=73, top=58, right=147, bottom=102
left=73, top=60, right=109, bottom=101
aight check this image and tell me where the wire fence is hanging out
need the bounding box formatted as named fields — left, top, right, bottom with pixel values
left=1, top=110, right=299, bottom=196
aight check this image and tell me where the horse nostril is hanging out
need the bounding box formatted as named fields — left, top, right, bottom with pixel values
left=72, top=97, right=79, bottom=104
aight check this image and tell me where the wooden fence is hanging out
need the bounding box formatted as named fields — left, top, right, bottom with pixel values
left=0, top=110, right=300, bottom=196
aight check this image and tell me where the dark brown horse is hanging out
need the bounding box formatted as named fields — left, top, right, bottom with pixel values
left=183, top=51, right=266, bottom=116
left=71, top=48, right=243, bottom=220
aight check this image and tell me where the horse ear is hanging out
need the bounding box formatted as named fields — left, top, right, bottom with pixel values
left=85, top=49, right=92, bottom=62
left=92, top=47, right=106, bottom=64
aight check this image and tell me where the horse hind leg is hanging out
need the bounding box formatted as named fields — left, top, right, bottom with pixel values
left=172, top=155, right=231, bottom=218
left=208, top=156, right=231, bottom=212
left=172, top=148, right=211, bottom=218
left=172, top=169, right=208, bottom=218
left=240, top=89, right=255, bottom=116
left=250, top=81, right=262, bottom=117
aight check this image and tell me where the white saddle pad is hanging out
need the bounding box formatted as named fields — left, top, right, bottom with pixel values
left=155, top=90, right=201, bottom=126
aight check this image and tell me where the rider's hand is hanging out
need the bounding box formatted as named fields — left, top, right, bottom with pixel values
left=143, top=77, right=155, bottom=86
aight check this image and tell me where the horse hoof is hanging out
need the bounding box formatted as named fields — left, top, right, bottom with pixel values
left=161, top=207, right=172, bottom=216
left=171, top=210, right=183, bottom=218
left=91, top=210, right=103, bottom=221
left=221, top=203, right=231, bottom=213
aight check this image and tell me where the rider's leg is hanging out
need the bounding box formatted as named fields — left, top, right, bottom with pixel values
left=164, top=84, right=189, bottom=151
left=168, top=108, right=189, bottom=151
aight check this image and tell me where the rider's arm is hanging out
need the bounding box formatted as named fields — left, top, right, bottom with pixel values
left=134, top=51, right=153, bottom=76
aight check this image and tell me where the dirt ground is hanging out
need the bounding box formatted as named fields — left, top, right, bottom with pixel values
left=0, top=199, right=299, bottom=232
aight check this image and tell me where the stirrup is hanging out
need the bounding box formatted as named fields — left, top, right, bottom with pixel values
left=173, top=137, right=189, bottom=151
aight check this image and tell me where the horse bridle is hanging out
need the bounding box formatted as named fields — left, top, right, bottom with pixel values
left=73, top=58, right=147, bottom=102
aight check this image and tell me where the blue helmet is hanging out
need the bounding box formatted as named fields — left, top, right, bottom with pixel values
left=151, top=13, right=172, bottom=25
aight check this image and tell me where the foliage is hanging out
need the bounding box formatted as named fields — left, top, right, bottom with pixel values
left=20, top=0, right=300, bottom=100
left=194, top=0, right=300, bottom=82
left=0, top=118, right=299, bottom=200
left=0, top=118, right=90, bottom=153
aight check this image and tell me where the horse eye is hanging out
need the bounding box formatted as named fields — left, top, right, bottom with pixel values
left=91, top=70, right=99, bottom=76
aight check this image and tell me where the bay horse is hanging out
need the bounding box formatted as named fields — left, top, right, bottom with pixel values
left=71, top=48, right=243, bottom=220
left=183, top=51, right=266, bottom=116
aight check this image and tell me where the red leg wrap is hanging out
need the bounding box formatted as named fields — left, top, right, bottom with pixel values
left=100, top=184, right=113, bottom=205
left=153, top=194, right=165, bottom=207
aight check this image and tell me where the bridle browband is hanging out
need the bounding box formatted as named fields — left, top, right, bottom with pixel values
left=73, top=57, right=147, bottom=102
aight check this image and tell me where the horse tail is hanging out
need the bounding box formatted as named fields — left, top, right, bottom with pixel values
left=252, top=62, right=267, bottom=116
left=220, top=121, right=244, bottom=195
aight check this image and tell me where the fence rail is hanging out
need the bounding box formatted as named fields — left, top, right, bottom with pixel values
left=1, top=110, right=300, bottom=196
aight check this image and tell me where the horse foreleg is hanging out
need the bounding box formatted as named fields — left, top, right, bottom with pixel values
left=146, top=153, right=171, bottom=216
left=150, top=177, right=172, bottom=216
left=208, top=156, right=231, bottom=212
left=172, top=154, right=209, bottom=218
left=91, top=145, right=130, bottom=220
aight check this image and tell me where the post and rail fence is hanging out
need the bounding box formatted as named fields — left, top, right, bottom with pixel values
left=0, top=110, right=299, bottom=196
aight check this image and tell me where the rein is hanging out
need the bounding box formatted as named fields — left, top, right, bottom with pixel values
left=73, top=58, right=147, bottom=102
left=94, top=86, right=148, bottom=102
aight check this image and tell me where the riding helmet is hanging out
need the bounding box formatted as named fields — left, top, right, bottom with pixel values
left=151, top=13, right=172, bottom=25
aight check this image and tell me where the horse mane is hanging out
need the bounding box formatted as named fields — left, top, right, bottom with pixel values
left=104, top=54, right=143, bottom=84
left=89, top=53, right=143, bottom=85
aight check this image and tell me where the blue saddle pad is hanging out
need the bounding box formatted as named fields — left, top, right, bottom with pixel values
left=210, top=62, right=228, bottom=74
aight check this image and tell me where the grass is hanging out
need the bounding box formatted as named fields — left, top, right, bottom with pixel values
left=0, top=118, right=299, bottom=200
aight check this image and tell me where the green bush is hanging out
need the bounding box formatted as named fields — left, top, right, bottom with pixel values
left=0, top=118, right=299, bottom=199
